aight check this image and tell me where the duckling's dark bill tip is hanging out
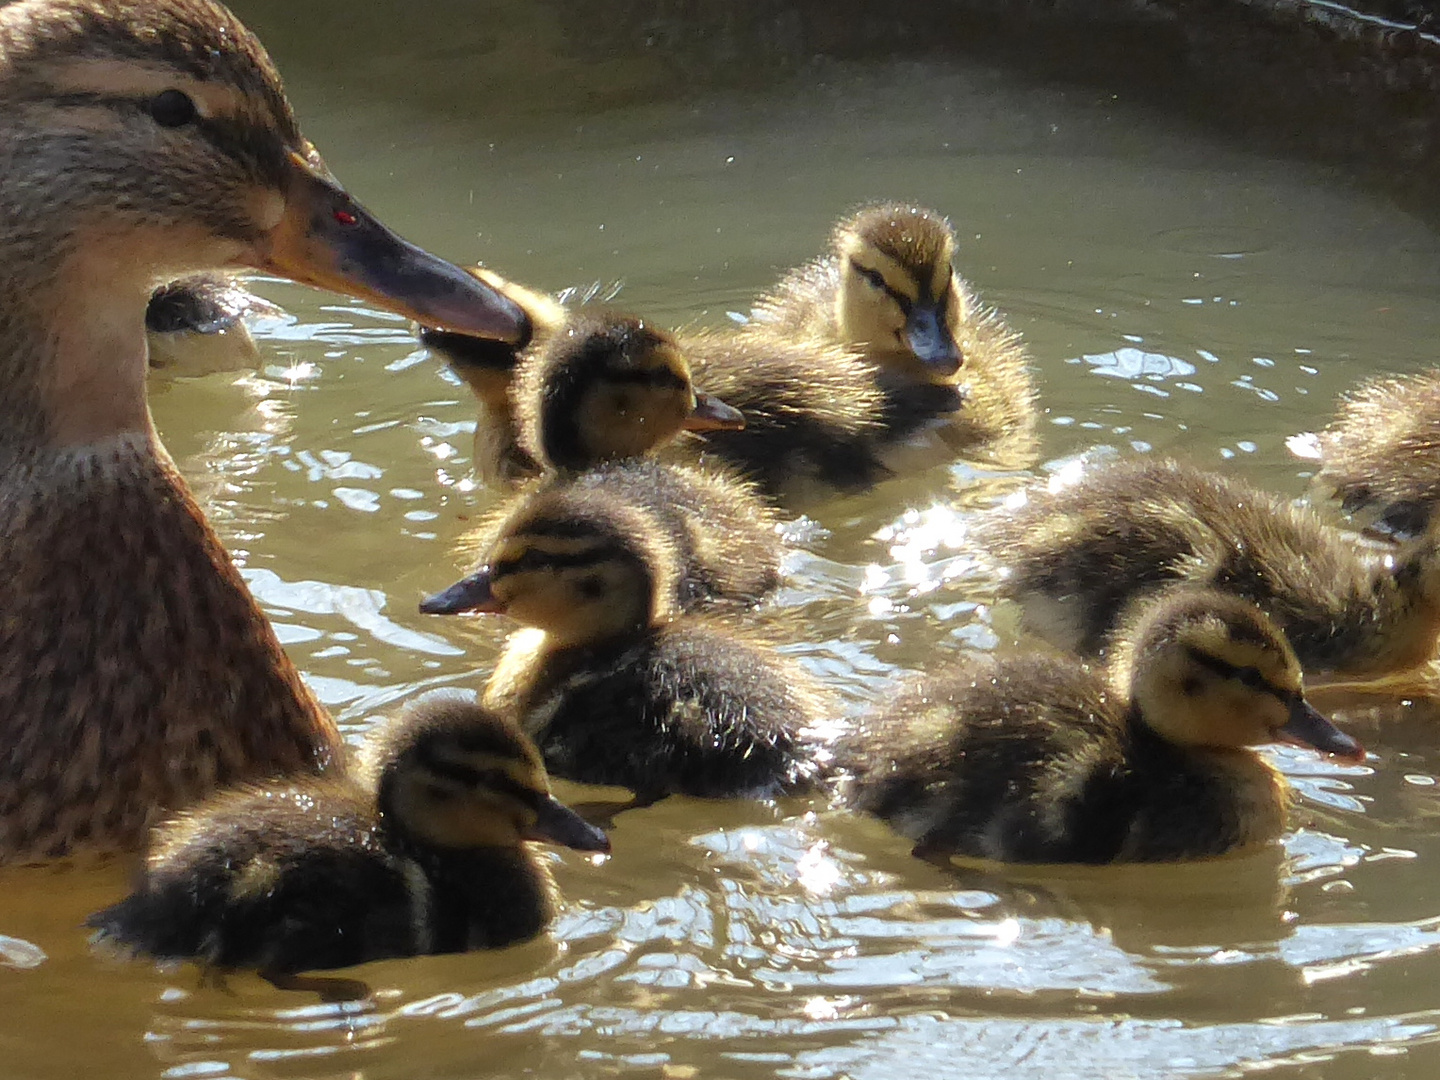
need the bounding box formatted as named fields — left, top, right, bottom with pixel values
left=1278, top=700, right=1365, bottom=762
left=419, top=572, right=503, bottom=616
left=524, top=797, right=612, bottom=854
left=684, top=392, right=746, bottom=432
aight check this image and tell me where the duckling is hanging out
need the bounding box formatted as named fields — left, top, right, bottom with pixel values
left=0, top=0, right=526, bottom=862
left=970, top=457, right=1440, bottom=683
left=1288, top=370, right=1440, bottom=539
left=843, top=589, right=1363, bottom=863
left=675, top=329, right=906, bottom=503
left=145, top=273, right=274, bottom=375
left=89, top=695, right=609, bottom=996
left=514, top=312, right=745, bottom=475
left=438, top=457, right=784, bottom=615
left=747, top=202, right=1038, bottom=464
left=419, top=268, right=569, bottom=481
left=420, top=487, right=836, bottom=803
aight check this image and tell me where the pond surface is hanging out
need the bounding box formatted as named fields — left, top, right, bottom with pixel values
left=7, top=5, right=1440, bottom=1078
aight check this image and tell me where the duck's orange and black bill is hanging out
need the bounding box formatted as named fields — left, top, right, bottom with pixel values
left=249, top=151, right=527, bottom=344
left=522, top=794, right=611, bottom=853
left=903, top=304, right=962, bottom=377
left=1277, top=698, right=1365, bottom=762
left=419, top=569, right=504, bottom=616
left=683, top=391, right=746, bottom=432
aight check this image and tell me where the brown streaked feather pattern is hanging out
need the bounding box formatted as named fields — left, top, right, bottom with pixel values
left=0, top=437, right=338, bottom=861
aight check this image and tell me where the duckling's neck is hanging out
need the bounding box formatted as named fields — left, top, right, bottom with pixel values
left=390, top=835, right=555, bottom=951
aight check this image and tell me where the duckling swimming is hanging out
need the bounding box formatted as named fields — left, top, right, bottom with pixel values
left=843, top=589, right=1363, bottom=863
left=145, top=274, right=273, bottom=375
left=0, top=0, right=525, bottom=862
left=89, top=695, right=608, bottom=995
left=1288, top=369, right=1440, bottom=539
left=421, top=486, right=835, bottom=803
left=747, top=203, right=1038, bottom=465
left=970, top=457, right=1440, bottom=682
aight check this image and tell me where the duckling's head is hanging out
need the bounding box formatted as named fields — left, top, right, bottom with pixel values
left=0, top=0, right=523, bottom=444
left=421, top=484, right=681, bottom=647
left=367, top=694, right=609, bottom=854
left=515, top=312, right=744, bottom=472
left=1114, top=590, right=1363, bottom=760
left=832, top=203, right=963, bottom=381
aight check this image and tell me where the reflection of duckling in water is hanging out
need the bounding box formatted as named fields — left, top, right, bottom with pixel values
left=89, top=696, right=608, bottom=1000
left=145, top=274, right=275, bottom=375
left=0, top=0, right=525, bottom=864
left=746, top=202, right=1038, bottom=468
left=970, top=457, right=1440, bottom=685
left=1288, top=369, right=1440, bottom=540
left=842, top=590, right=1362, bottom=863
left=422, top=487, right=837, bottom=804
left=419, top=268, right=569, bottom=480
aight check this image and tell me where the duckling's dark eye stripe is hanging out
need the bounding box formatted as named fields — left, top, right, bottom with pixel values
left=420, top=756, right=541, bottom=805
left=491, top=542, right=630, bottom=579
left=850, top=259, right=913, bottom=315
left=1183, top=646, right=1293, bottom=703
left=599, top=368, right=688, bottom=390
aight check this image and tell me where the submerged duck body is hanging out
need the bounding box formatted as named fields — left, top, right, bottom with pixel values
left=0, top=0, right=525, bottom=862
left=844, top=591, right=1362, bottom=863
left=89, top=696, right=608, bottom=983
left=748, top=202, right=1038, bottom=468
left=424, top=486, right=834, bottom=802
left=971, top=457, right=1440, bottom=681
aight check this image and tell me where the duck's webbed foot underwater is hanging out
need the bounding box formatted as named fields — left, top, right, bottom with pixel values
left=262, top=969, right=374, bottom=1004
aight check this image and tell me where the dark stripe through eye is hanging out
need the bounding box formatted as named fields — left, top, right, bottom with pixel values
left=600, top=367, right=688, bottom=391
left=850, top=259, right=913, bottom=315
left=490, top=541, right=630, bottom=580
left=420, top=755, right=543, bottom=807
left=1183, top=646, right=1292, bottom=703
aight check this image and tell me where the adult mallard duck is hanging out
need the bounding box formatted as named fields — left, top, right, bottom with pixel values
left=90, top=695, right=608, bottom=998
left=843, top=589, right=1362, bottom=863
left=969, top=457, right=1440, bottom=684
left=0, top=0, right=527, bottom=863
left=746, top=203, right=1038, bottom=467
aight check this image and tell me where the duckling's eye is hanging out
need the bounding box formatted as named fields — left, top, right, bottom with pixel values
left=1236, top=667, right=1270, bottom=692
left=852, top=263, right=889, bottom=293
left=149, top=89, right=198, bottom=129
left=576, top=576, right=604, bottom=600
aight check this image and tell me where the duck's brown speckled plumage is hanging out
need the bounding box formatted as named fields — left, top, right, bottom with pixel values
left=971, top=457, right=1440, bottom=681
left=843, top=591, right=1360, bottom=863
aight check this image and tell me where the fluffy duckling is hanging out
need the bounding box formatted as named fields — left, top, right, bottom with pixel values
left=747, top=202, right=1038, bottom=464
left=89, top=695, right=609, bottom=995
left=145, top=273, right=272, bottom=375
left=514, top=312, right=745, bottom=474
left=420, top=269, right=569, bottom=480
left=439, top=457, right=784, bottom=614
left=844, top=590, right=1363, bottom=863
left=970, top=457, right=1440, bottom=682
left=1289, top=370, right=1440, bottom=539
left=0, top=0, right=525, bottom=862
left=421, top=487, right=835, bottom=803
left=676, top=329, right=911, bottom=503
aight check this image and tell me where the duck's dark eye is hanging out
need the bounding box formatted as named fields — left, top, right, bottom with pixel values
left=149, top=89, right=198, bottom=129
left=852, top=263, right=888, bottom=292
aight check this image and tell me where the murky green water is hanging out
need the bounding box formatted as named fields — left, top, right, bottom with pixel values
left=7, top=5, right=1440, bottom=1078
